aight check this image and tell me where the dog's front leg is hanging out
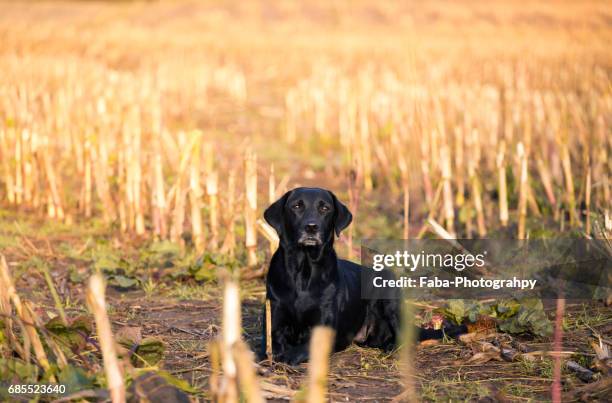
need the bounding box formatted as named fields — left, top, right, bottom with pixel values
left=267, top=303, right=300, bottom=363
left=279, top=306, right=338, bottom=365
left=279, top=342, right=310, bottom=365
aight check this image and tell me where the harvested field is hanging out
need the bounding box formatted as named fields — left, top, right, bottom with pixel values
left=0, top=1, right=611, bottom=402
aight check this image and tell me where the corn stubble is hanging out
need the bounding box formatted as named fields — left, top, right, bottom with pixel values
left=0, top=2, right=610, bottom=401
left=0, top=37, right=608, bottom=251
left=1, top=56, right=610, bottom=400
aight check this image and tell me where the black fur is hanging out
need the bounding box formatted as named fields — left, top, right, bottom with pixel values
left=261, top=187, right=465, bottom=365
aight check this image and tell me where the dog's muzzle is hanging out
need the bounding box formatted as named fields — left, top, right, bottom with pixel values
left=298, top=232, right=322, bottom=246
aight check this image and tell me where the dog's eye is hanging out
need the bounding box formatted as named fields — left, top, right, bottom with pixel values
left=291, top=202, right=302, bottom=210
left=319, top=205, right=330, bottom=213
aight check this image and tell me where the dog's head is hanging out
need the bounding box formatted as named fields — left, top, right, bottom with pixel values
left=264, top=187, right=352, bottom=248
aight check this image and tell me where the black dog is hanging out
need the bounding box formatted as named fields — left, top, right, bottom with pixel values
left=261, top=187, right=465, bottom=364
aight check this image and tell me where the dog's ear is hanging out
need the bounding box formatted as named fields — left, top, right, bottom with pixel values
left=330, top=191, right=352, bottom=236
left=264, top=190, right=291, bottom=236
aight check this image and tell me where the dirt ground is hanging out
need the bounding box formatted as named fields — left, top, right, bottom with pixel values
left=2, top=210, right=611, bottom=402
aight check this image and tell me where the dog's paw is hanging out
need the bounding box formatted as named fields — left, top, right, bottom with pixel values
left=286, top=351, right=309, bottom=366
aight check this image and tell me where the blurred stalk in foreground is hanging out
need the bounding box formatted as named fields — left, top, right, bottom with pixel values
left=87, top=274, right=125, bottom=403
left=306, top=326, right=335, bottom=403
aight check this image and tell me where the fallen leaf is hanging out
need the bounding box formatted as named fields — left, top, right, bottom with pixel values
left=129, top=370, right=192, bottom=402
left=466, top=315, right=497, bottom=333
left=117, top=326, right=143, bottom=346
left=462, top=351, right=503, bottom=365
left=419, top=339, right=440, bottom=347
left=590, top=340, right=610, bottom=361
left=458, top=330, right=496, bottom=344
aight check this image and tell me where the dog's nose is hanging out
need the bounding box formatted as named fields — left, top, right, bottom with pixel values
left=305, top=223, right=319, bottom=233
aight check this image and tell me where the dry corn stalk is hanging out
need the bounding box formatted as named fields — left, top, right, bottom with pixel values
left=25, top=300, right=68, bottom=369
left=0, top=256, right=16, bottom=356
left=92, top=139, right=116, bottom=223
left=551, top=296, right=566, bottom=403
left=306, top=326, right=335, bottom=403
left=561, top=143, right=577, bottom=226
left=359, top=101, right=374, bottom=193
left=585, top=164, right=592, bottom=236
left=207, top=171, right=219, bottom=250
left=219, top=276, right=241, bottom=403
left=170, top=131, right=195, bottom=243
left=536, top=157, right=557, bottom=209
left=497, top=141, right=509, bottom=226
left=468, top=162, right=487, bottom=237
left=152, top=141, right=167, bottom=239
left=403, top=180, right=410, bottom=239
left=395, top=299, right=417, bottom=403
left=204, top=142, right=219, bottom=250
left=0, top=256, right=57, bottom=380
left=40, top=263, right=67, bottom=326
left=117, top=148, right=128, bottom=233
left=1, top=254, right=24, bottom=329
left=83, top=139, right=93, bottom=217
left=517, top=142, right=528, bottom=239
left=209, top=340, right=221, bottom=398
left=14, top=128, right=23, bottom=205
left=375, top=142, right=398, bottom=194
left=454, top=126, right=465, bottom=206
left=245, top=150, right=258, bottom=267
left=347, top=169, right=360, bottom=260
left=232, top=341, right=265, bottom=403
left=40, top=138, right=65, bottom=220
left=440, top=145, right=455, bottom=237
left=0, top=128, right=16, bottom=204
left=87, top=274, right=125, bottom=403
left=189, top=132, right=205, bottom=252
left=21, top=302, right=56, bottom=381
left=268, top=164, right=275, bottom=203
left=257, top=218, right=279, bottom=255
left=265, top=299, right=272, bottom=361
left=416, top=182, right=444, bottom=239
left=220, top=170, right=237, bottom=258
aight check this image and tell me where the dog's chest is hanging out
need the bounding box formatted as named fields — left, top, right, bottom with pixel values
left=292, top=290, right=322, bottom=323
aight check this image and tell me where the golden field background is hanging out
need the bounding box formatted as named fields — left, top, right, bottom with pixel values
left=1, top=1, right=609, bottom=247
left=0, top=1, right=611, bottom=401
left=1, top=1, right=610, bottom=242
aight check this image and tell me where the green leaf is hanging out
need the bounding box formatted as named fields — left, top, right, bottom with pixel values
left=128, top=371, right=193, bottom=402
left=188, top=254, right=218, bottom=282
left=444, top=300, right=466, bottom=324
left=58, top=365, right=94, bottom=391
left=191, top=267, right=215, bottom=282
left=45, top=316, right=90, bottom=350
left=467, top=301, right=487, bottom=323
left=68, top=264, right=86, bottom=283
left=0, top=358, right=35, bottom=381
left=134, top=338, right=165, bottom=367
left=70, top=315, right=93, bottom=335
left=493, top=299, right=521, bottom=319
left=108, top=274, right=139, bottom=289
left=497, top=298, right=552, bottom=337
left=155, top=370, right=197, bottom=393
left=148, top=240, right=181, bottom=258
left=93, top=253, right=121, bottom=272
